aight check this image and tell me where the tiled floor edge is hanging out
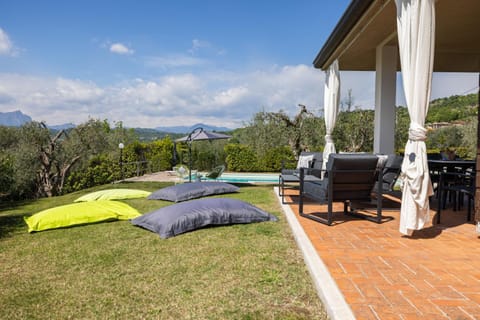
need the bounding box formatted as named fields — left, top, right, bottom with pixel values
left=273, top=187, right=356, bottom=320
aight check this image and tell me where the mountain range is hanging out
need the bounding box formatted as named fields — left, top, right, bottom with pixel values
left=0, top=110, right=32, bottom=126
left=0, top=110, right=233, bottom=133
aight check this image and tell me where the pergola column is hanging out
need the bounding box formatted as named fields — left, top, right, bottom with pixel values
left=374, top=45, right=397, bottom=154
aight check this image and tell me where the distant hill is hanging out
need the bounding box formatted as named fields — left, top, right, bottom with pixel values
left=133, top=128, right=184, bottom=141
left=0, top=110, right=76, bottom=129
left=426, top=93, right=478, bottom=123
left=48, top=123, right=76, bottom=130
left=0, top=110, right=232, bottom=140
left=0, top=110, right=32, bottom=126
left=133, top=123, right=233, bottom=142
left=156, top=123, right=232, bottom=134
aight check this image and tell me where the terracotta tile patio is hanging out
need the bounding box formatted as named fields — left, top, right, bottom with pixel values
left=282, top=190, right=480, bottom=320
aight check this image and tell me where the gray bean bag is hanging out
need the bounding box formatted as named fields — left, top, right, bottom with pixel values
left=131, top=198, right=278, bottom=238
left=147, top=182, right=239, bottom=202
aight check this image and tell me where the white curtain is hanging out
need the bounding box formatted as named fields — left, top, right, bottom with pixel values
left=322, top=59, right=340, bottom=172
left=396, top=0, right=435, bottom=235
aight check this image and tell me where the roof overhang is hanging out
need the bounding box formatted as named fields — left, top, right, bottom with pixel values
left=313, top=0, right=480, bottom=72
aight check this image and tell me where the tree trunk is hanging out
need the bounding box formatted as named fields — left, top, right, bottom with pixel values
left=58, top=155, right=81, bottom=194
left=37, top=147, right=54, bottom=197
left=36, top=126, right=69, bottom=197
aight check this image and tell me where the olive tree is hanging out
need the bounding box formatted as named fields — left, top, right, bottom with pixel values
left=460, top=116, right=477, bottom=159
left=334, top=109, right=375, bottom=152
left=238, top=105, right=316, bottom=160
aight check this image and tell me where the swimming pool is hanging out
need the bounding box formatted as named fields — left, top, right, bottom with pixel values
left=193, top=172, right=279, bottom=184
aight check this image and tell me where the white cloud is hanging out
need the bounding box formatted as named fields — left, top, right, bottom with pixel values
left=212, top=86, right=249, bottom=106
left=55, top=78, right=104, bottom=103
left=0, top=28, right=16, bottom=56
left=109, top=43, right=134, bottom=55
left=0, top=66, right=322, bottom=128
left=0, top=74, right=104, bottom=124
left=0, top=68, right=476, bottom=129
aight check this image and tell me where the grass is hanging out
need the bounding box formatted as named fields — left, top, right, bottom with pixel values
left=0, top=181, right=327, bottom=320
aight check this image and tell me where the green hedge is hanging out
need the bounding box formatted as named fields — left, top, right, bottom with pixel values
left=258, top=146, right=294, bottom=172
left=225, top=144, right=259, bottom=172
left=225, top=144, right=294, bottom=172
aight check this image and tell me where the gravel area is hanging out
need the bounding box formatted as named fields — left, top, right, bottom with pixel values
left=124, top=171, right=178, bottom=182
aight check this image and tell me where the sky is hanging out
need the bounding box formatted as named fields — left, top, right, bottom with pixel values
left=0, top=0, right=478, bottom=129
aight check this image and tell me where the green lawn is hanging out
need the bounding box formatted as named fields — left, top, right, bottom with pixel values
left=0, top=182, right=327, bottom=320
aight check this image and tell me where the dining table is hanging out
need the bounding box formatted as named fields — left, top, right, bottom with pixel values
left=428, top=159, right=476, bottom=174
left=428, top=159, right=475, bottom=190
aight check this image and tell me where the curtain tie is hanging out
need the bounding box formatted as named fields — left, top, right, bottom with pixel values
left=325, top=134, right=333, bottom=143
left=408, top=124, right=427, bottom=142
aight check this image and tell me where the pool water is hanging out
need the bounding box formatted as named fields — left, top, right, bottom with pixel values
left=192, top=172, right=279, bottom=184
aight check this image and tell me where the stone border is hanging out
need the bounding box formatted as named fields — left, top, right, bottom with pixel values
left=274, top=187, right=355, bottom=320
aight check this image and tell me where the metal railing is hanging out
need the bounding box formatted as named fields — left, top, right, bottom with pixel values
left=120, top=161, right=151, bottom=178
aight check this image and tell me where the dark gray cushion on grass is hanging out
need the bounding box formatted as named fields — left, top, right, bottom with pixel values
left=147, top=182, right=239, bottom=202
left=131, top=198, right=278, bottom=239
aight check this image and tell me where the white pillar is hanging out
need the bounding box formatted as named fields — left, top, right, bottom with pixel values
left=374, top=45, right=397, bottom=154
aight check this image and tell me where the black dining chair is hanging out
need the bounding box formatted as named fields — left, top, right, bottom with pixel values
left=436, top=170, right=475, bottom=223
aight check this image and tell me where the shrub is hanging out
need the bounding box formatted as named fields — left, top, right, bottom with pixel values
left=64, top=155, right=118, bottom=193
left=225, top=144, right=259, bottom=172
left=258, top=146, right=294, bottom=172
left=146, top=138, right=174, bottom=172
left=0, top=155, right=15, bottom=196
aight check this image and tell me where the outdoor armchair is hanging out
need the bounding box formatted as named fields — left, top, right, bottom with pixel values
left=374, top=154, right=403, bottom=196
left=279, top=152, right=323, bottom=204
left=299, top=153, right=384, bottom=225
left=196, top=165, right=225, bottom=181
left=204, top=165, right=225, bottom=180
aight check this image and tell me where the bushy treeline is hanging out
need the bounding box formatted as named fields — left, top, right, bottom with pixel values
left=224, top=99, right=477, bottom=171
left=0, top=119, right=175, bottom=200
left=427, top=93, right=478, bottom=123
left=0, top=93, right=477, bottom=200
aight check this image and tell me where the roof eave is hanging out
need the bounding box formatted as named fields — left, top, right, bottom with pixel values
left=313, top=0, right=375, bottom=70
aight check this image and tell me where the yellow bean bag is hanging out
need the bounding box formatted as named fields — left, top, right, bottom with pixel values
left=74, top=189, right=151, bottom=202
left=24, top=200, right=141, bottom=233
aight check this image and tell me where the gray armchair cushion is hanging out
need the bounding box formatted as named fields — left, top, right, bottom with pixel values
left=375, top=154, right=403, bottom=192
left=304, top=180, right=327, bottom=202
left=282, top=151, right=323, bottom=177
left=296, top=154, right=314, bottom=169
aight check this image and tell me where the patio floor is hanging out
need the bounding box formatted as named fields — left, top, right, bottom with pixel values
left=277, top=188, right=480, bottom=320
